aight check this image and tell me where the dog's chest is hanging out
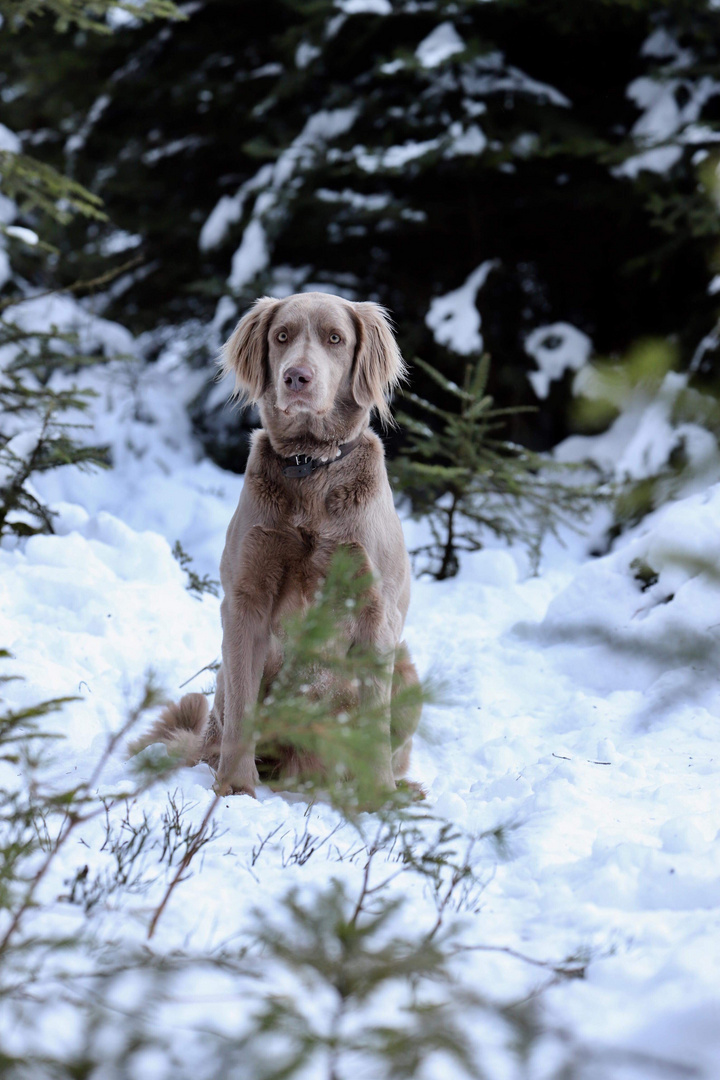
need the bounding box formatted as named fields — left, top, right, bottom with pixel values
left=281, top=478, right=342, bottom=536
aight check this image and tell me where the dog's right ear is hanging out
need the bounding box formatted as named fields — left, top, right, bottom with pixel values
left=219, top=296, right=280, bottom=402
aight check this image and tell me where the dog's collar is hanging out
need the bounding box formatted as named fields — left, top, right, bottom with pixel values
left=280, top=434, right=364, bottom=478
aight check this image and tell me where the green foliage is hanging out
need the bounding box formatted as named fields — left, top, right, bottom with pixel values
left=0, top=0, right=184, bottom=541
left=0, top=0, right=184, bottom=34
left=171, top=539, right=220, bottom=598
left=247, top=545, right=430, bottom=814
left=393, top=355, right=600, bottom=578
left=236, top=876, right=483, bottom=1080
left=572, top=337, right=679, bottom=432
left=0, top=318, right=111, bottom=538
left=0, top=151, right=106, bottom=225
left=571, top=337, right=720, bottom=538
left=0, top=115, right=111, bottom=542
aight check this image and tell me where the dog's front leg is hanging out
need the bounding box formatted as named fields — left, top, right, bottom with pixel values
left=353, top=571, right=397, bottom=797
left=215, top=525, right=289, bottom=796
left=360, top=650, right=397, bottom=796
left=215, top=591, right=271, bottom=797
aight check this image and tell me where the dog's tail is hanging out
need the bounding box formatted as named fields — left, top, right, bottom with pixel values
left=130, top=692, right=209, bottom=766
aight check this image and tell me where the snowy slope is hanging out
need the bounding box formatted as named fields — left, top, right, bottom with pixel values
left=1, top=316, right=719, bottom=1078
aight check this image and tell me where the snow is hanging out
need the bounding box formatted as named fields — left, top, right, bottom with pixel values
left=352, top=137, right=441, bottom=172
left=559, top=370, right=720, bottom=495
left=65, top=94, right=111, bottom=156
left=616, top=62, right=720, bottom=178
left=4, top=291, right=136, bottom=359
left=199, top=164, right=273, bottom=252
left=415, top=23, right=465, bottom=69
left=0, top=123, right=21, bottom=152
left=2, top=287, right=720, bottom=1075
left=223, top=111, right=357, bottom=288
left=461, top=52, right=571, bottom=108
left=295, top=41, right=320, bottom=69
left=641, top=28, right=694, bottom=70
left=613, top=145, right=683, bottom=179
left=316, top=187, right=391, bottom=211
left=380, top=58, right=405, bottom=75
left=0, top=193, right=16, bottom=225
left=228, top=217, right=269, bottom=291
left=630, top=75, right=720, bottom=145
left=426, top=260, right=498, bottom=355
left=98, top=228, right=142, bottom=255
left=525, top=322, right=592, bottom=398
left=445, top=122, right=487, bottom=157
left=628, top=77, right=685, bottom=144
left=335, top=0, right=391, bottom=13
left=4, top=225, right=38, bottom=245
left=142, top=135, right=206, bottom=166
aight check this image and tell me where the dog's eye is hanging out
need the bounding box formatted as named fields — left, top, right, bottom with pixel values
left=329, top=333, right=341, bottom=344
left=277, top=331, right=288, bottom=343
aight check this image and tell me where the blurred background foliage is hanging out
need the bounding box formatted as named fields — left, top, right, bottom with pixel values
left=2, top=0, right=720, bottom=550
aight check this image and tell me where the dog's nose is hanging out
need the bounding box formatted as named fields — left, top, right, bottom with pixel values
left=283, top=366, right=313, bottom=392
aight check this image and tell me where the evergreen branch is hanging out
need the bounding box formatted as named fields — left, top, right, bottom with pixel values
left=409, top=356, right=475, bottom=401
left=1, top=0, right=185, bottom=33
left=0, top=151, right=106, bottom=223
left=0, top=254, right=145, bottom=315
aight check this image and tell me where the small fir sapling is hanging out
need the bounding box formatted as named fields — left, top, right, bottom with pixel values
left=0, top=144, right=116, bottom=538
left=242, top=545, right=430, bottom=815
left=392, top=354, right=600, bottom=579
left=0, top=330, right=111, bottom=538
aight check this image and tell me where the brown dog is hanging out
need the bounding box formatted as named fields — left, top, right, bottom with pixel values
left=143, top=292, right=421, bottom=798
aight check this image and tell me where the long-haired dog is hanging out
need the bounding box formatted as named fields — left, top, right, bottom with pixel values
left=139, top=292, right=421, bottom=797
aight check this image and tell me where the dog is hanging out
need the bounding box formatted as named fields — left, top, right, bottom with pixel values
left=141, top=292, right=421, bottom=798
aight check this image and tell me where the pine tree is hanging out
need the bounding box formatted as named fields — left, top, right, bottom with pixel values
left=0, top=0, right=181, bottom=538
left=392, top=355, right=601, bottom=579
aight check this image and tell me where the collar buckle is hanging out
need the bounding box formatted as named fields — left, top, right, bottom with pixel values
left=282, top=454, right=316, bottom=478
left=280, top=434, right=364, bottom=479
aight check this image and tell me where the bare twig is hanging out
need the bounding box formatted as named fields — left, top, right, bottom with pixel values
left=179, top=659, right=220, bottom=690
left=0, top=680, right=161, bottom=954
left=147, top=793, right=221, bottom=940
left=457, top=942, right=587, bottom=979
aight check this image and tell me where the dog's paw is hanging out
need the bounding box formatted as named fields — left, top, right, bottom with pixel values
left=214, top=779, right=257, bottom=798
left=215, top=749, right=259, bottom=799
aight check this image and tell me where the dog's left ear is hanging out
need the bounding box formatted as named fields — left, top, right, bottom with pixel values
left=351, top=302, right=407, bottom=426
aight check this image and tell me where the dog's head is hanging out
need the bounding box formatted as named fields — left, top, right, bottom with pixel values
left=220, top=292, right=406, bottom=438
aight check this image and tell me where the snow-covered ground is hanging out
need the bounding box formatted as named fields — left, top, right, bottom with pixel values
left=1, top=305, right=719, bottom=1078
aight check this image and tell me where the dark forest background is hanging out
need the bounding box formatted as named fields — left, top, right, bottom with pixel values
left=2, top=0, right=720, bottom=469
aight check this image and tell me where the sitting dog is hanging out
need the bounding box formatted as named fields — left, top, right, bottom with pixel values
left=143, top=292, right=421, bottom=798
